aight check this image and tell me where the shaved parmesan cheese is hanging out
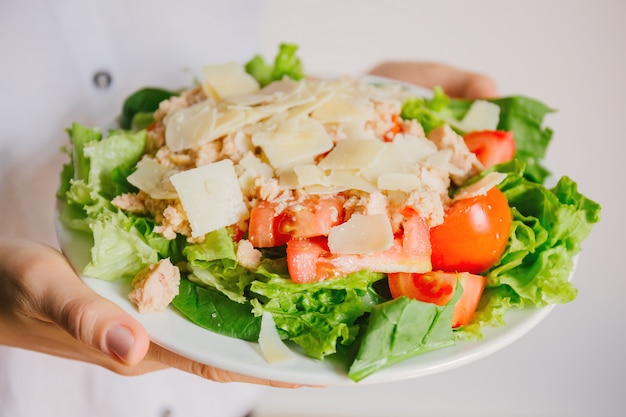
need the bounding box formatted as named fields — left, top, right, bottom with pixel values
left=318, top=139, right=385, bottom=170
left=377, top=172, right=422, bottom=192
left=312, top=94, right=371, bottom=124
left=165, top=104, right=250, bottom=152
left=226, top=77, right=302, bottom=107
left=327, top=170, right=378, bottom=193
left=237, top=152, right=274, bottom=193
left=259, top=312, right=295, bottom=364
left=126, top=157, right=179, bottom=199
left=358, top=143, right=408, bottom=181
left=453, top=171, right=508, bottom=201
left=206, top=108, right=247, bottom=142
left=165, top=101, right=217, bottom=151
left=201, top=62, right=259, bottom=100
left=277, top=170, right=299, bottom=189
left=252, top=118, right=333, bottom=172
left=392, top=134, right=438, bottom=164
left=169, top=160, right=248, bottom=237
left=293, top=164, right=328, bottom=187
left=456, top=100, right=500, bottom=132
left=328, top=214, right=393, bottom=254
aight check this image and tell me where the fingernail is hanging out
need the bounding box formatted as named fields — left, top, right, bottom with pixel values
left=105, top=325, right=135, bottom=363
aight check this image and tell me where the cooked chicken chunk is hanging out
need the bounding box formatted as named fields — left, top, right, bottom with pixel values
left=128, top=258, right=180, bottom=313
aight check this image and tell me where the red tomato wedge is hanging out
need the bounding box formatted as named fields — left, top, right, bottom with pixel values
left=248, top=201, right=290, bottom=248
left=287, top=212, right=432, bottom=283
left=248, top=196, right=345, bottom=248
left=388, top=271, right=487, bottom=328
left=463, top=130, right=515, bottom=168
left=278, top=196, right=345, bottom=239
left=430, top=187, right=511, bottom=274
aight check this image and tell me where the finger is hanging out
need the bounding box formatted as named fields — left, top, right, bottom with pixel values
left=9, top=240, right=151, bottom=366
left=146, top=343, right=303, bottom=388
left=368, top=61, right=499, bottom=99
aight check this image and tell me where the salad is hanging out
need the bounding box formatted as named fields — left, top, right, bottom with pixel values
left=57, top=44, right=601, bottom=382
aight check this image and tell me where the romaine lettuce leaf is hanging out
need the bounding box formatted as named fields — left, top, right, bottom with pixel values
left=83, top=129, right=145, bottom=198
left=487, top=160, right=600, bottom=306
left=84, top=212, right=160, bottom=281
left=400, top=86, right=463, bottom=133
left=250, top=270, right=384, bottom=360
left=184, top=228, right=258, bottom=303
left=245, top=43, right=304, bottom=87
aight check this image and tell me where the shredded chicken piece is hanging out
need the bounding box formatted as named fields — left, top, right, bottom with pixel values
left=128, top=258, right=180, bottom=313
left=111, top=192, right=147, bottom=214
left=236, top=239, right=262, bottom=270
left=400, top=119, right=426, bottom=138
left=366, top=99, right=402, bottom=138
left=144, top=198, right=191, bottom=240
left=427, top=124, right=483, bottom=184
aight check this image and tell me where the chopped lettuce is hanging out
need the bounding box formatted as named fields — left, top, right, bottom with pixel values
left=84, top=212, right=160, bottom=281
left=245, top=43, right=304, bottom=87
left=58, top=124, right=173, bottom=281
left=250, top=270, right=384, bottom=360
left=183, top=228, right=258, bottom=303
left=400, top=86, right=467, bottom=133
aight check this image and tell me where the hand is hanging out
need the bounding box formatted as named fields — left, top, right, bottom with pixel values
left=368, top=61, right=498, bottom=99
left=0, top=238, right=297, bottom=388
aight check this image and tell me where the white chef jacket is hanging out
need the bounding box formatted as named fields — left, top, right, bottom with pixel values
left=0, top=1, right=267, bottom=416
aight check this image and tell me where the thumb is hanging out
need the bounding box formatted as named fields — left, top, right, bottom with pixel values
left=43, top=290, right=151, bottom=365
left=19, top=242, right=151, bottom=365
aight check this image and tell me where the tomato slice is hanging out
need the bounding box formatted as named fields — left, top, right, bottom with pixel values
left=463, top=130, right=515, bottom=168
left=388, top=271, right=486, bottom=328
left=278, top=196, right=345, bottom=239
left=286, top=237, right=330, bottom=284
left=287, top=212, right=431, bottom=283
left=430, top=187, right=511, bottom=274
left=248, top=201, right=290, bottom=248
left=248, top=196, right=345, bottom=248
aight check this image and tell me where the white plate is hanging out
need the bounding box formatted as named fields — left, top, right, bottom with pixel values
left=55, top=209, right=563, bottom=385
left=55, top=77, right=569, bottom=385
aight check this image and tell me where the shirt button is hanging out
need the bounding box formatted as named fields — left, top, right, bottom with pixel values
left=92, top=70, right=113, bottom=89
left=160, top=408, right=172, bottom=417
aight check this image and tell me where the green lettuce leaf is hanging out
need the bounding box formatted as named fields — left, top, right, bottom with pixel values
left=491, top=96, right=555, bottom=183
left=250, top=270, right=384, bottom=360
left=83, top=129, right=146, bottom=198
left=400, top=86, right=464, bottom=133
left=119, top=87, right=177, bottom=130
left=245, top=43, right=304, bottom=87
left=172, top=279, right=261, bottom=341
left=349, top=287, right=460, bottom=382
left=183, top=228, right=258, bottom=303
left=485, top=161, right=601, bottom=306
left=83, top=211, right=161, bottom=281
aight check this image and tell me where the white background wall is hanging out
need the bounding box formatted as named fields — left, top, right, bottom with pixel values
left=255, top=1, right=625, bottom=416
